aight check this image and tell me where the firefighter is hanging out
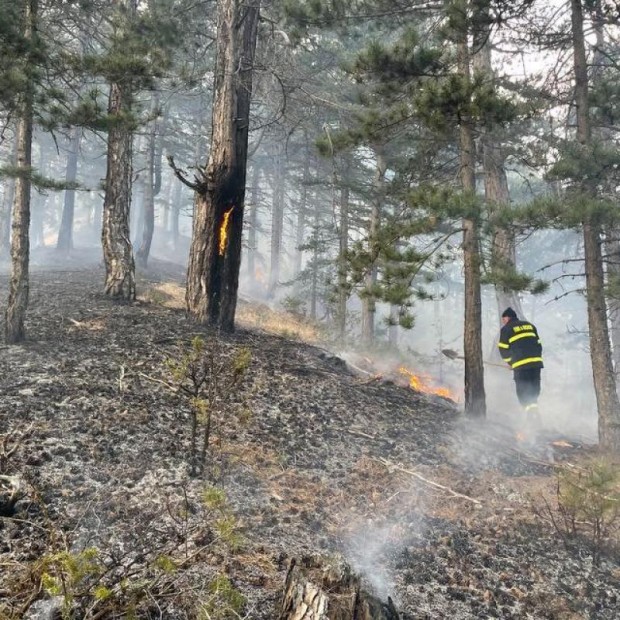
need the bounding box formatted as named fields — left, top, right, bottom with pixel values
left=498, top=307, right=543, bottom=420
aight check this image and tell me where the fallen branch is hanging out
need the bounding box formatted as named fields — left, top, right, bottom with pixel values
left=375, top=458, right=482, bottom=505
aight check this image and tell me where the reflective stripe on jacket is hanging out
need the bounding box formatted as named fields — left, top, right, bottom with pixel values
left=498, top=318, right=543, bottom=370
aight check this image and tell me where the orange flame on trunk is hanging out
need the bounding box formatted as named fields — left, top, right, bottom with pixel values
left=218, top=207, right=234, bottom=256
left=399, top=367, right=456, bottom=401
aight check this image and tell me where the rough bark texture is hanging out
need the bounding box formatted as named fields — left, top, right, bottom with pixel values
left=361, top=150, right=386, bottom=346
left=458, top=30, right=486, bottom=418
left=56, top=127, right=82, bottom=252
left=5, top=0, right=36, bottom=344
left=136, top=94, right=160, bottom=268
left=279, top=557, right=400, bottom=620
left=102, top=77, right=136, bottom=299
left=186, top=0, right=260, bottom=331
left=571, top=0, right=620, bottom=451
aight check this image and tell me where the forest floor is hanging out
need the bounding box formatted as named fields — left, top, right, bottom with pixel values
left=0, top=251, right=619, bottom=619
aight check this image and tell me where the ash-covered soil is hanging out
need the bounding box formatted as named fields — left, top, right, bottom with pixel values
left=0, top=258, right=618, bottom=619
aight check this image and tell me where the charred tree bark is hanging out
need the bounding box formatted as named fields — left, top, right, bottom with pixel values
left=5, top=0, right=36, bottom=344
left=458, top=26, right=486, bottom=418
left=186, top=0, right=260, bottom=331
left=279, top=557, right=400, bottom=620
left=56, top=127, right=82, bottom=252
left=571, top=0, right=620, bottom=451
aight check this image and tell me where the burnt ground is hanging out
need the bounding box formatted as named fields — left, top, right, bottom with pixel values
left=0, top=255, right=619, bottom=619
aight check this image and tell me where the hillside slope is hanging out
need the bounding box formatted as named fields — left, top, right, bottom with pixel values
left=0, top=263, right=618, bottom=619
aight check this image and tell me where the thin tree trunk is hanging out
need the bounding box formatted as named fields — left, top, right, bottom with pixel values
left=458, top=23, right=486, bottom=418
left=269, top=146, right=285, bottom=296
left=0, top=138, right=18, bottom=258
left=473, top=22, right=524, bottom=319
left=337, top=162, right=350, bottom=341
left=185, top=0, right=260, bottom=331
left=56, top=127, right=82, bottom=252
left=310, top=193, right=319, bottom=321
left=294, top=141, right=310, bottom=279
left=5, top=0, right=36, bottom=344
left=136, top=93, right=160, bottom=268
left=246, top=164, right=260, bottom=280
left=361, top=149, right=386, bottom=346
left=571, top=0, right=620, bottom=451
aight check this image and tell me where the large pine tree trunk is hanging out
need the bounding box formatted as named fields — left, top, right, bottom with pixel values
left=101, top=0, right=136, bottom=299
left=361, top=149, right=386, bottom=346
left=136, top=93, right=160, bottom=268
left=186, top=0, right=260, bottom=331
left=56, top=127, right=82, bottom=252
left=5, top=0, right=36, bottom=344
left=102, top=78, right=136, bottom=298
left=571, top=0, right=620, bottom=451
left=269, top=146, right=285, bottom=296
left=458, top=28, right=486, bottom=418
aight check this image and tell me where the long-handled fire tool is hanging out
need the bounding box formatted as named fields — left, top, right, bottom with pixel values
left=441, top=348, right=509, bottom=369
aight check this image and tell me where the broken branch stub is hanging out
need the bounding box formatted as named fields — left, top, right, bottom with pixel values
left=279, top=556, right=400, bottom=620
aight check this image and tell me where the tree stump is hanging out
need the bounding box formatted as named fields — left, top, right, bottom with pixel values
left=0, top=475, right=21, bottom=516
left=279, top=556, right=400, bottom=620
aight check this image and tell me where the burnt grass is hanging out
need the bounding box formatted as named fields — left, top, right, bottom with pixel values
left=0, top=259, right=619, bottom=619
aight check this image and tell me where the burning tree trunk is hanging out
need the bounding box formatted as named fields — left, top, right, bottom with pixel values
left=279, top=557, right=400, bottom=620
left=458, top=25, right=486, bottom=418
left=101, top=0, right=136, bottom=299
left=185, top=0, right=260, bottom=331
left=5, top=0, right=36, bottom=344
left=57, top=126, right=82, bottom=252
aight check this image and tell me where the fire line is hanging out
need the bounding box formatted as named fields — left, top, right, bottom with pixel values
left=218, top=207, right=234, bottom=256
left=399, top=366, right=457, bottom=401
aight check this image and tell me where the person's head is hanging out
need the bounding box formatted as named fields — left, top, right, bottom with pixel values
left=501, top=307, right=517, bottom=325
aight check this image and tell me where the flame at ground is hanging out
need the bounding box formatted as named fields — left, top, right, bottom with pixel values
left=399, top=367, right=457, bottom=401
left=218, top=207, right=234, bottom=256
left=255, top=266, right=266, bottom=284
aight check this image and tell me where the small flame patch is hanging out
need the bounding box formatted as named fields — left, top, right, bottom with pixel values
left=399, top=367, right=457, bottom=401
left=218, top=207, right=234, bottom=256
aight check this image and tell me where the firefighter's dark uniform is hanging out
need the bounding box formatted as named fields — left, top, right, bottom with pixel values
left=498, top=318, right=543, bottom=412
